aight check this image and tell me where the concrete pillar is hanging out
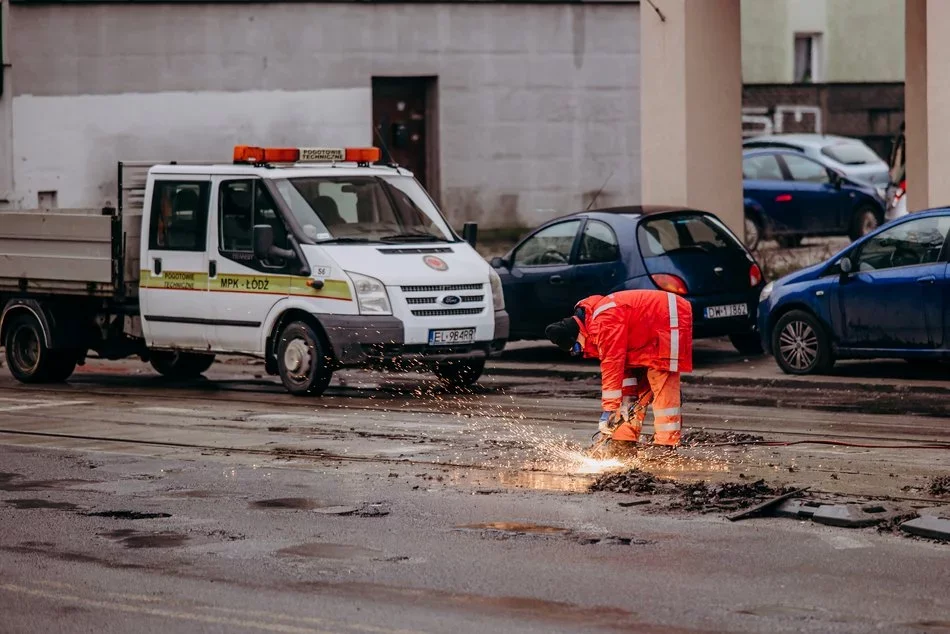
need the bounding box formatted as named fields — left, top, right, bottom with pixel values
left=904, top=0, right=950, bottom=213
left=0, top=0, right=12, bottom=205
left=640, top=0, right=743, bottom=235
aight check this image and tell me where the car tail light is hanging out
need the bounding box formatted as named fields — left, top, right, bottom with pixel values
left=749, top=263, right=763, bottom=287
left=895, top=179, right=906, bottom=200
left=651, top=273, right=688, bottom=295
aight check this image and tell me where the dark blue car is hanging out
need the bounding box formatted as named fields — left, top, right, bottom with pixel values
left=743, top=148, right=886, bottom=250
left=758, top=208, right=950, bottom=374
left=491, top=206, right=765, bottom=354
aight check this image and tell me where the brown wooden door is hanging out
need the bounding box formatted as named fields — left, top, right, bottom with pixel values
left=372, top=77, right=431, bottom=189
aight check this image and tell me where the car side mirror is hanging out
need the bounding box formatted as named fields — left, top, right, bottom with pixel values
left=490, top=256, right=509, bottom=269
left=462, top=222, right=478, bottom=248
left=828, top=169, right=843, bottom=189
left=838, top=256, right=853, bottom=275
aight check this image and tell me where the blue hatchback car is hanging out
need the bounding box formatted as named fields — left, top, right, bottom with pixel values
left=491, top=206, right=765, bottom=354
left=743, top=148, right=886, bottom=250
left=758, top=208, right=950, bottom=374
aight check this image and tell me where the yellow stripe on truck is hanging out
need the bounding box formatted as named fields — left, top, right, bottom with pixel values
left=140, top=270, right=352, bottom=301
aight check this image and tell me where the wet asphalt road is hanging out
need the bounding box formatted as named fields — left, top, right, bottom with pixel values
left=1, top=363, right=949, bottom=633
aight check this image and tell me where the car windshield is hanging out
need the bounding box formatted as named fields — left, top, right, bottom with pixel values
left=273, top=175, right=455, bottom=243
left=637, top=214, right=744, bottom=256
left=820, top=142, right=881, bottom=166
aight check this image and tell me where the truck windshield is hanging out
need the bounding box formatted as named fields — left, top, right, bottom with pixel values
left=273, top=175, right=456, bottom=244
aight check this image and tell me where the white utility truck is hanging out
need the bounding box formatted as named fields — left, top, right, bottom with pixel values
left=0, top=145, right=509, bottom=395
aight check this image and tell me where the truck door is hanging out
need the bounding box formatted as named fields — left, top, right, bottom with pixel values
left=140, top=177, right=214, bottom=349
left=207, top=178, right=292, bottom=353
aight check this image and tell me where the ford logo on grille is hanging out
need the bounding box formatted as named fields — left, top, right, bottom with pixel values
left=441, top=295, right=461, bottom=306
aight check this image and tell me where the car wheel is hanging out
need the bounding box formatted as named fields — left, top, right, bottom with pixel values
left=729, top=332, right=764, bottom=356
left=743, top=214, right=762, bottom=251
left=3, top=312, right=77, bottom=383
left=276, top=321, right=333, bottom=396
left=776, top=235, right=803, bottom=249
left=849, top=205, right=880, bottom=241
left=150, top=351, right=216, bottom=379
left=772, top=310, right=833, bottom=375
left=433, top=359, right=485, bottom=389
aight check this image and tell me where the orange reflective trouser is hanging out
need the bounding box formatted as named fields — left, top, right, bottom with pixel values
left=611, top=367, right=682, bottom=446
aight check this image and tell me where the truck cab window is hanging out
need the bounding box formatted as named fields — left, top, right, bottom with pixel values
left=219, top=179, right=290, bottom=266
left=149, top=181, right=210, bottom=251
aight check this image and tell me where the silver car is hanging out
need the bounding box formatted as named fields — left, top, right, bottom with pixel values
left=742, top=134, right=890, bottom=190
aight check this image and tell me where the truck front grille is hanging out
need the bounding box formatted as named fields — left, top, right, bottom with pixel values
left=401, top=284, right=483, bottom=293
left=410, top=308, right=485, bottom=317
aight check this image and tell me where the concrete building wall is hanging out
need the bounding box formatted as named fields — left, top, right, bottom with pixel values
left=740, top=0, right=789, bottom=84
left=741, top=0, right=904, bottom=83
left=2, top=2, right=640, bottom=228
left=826, top=0, right=904, bottom=82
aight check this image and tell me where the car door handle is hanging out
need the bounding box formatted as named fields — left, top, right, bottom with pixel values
left=549, top=275, right=565, bottom=285
left=916, top=275, right=936, bottom=285
left=209, top=260, right=217, bottom=278
left=153, top=257, right=162, bottom=275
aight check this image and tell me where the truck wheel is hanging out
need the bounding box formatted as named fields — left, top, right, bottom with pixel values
left=433, top=359, right=485, bottom=389
left=729, top=332, right=764, bottom=356
left=150, top=351, right=216, bottom=379
left=276, top=321, right=333, bottom=396
left=3, top=312, right=76, bottom=383
left=771, top=310, right=833, bottom=375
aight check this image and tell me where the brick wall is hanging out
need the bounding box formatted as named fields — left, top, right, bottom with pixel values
left=743, top=83, right=904, bottom=159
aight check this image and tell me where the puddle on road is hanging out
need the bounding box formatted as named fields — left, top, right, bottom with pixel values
left=494, top=470, right=595, bottom=493
left=85, top=510, right=172, bottom=520
left=166, top=490, right=227, bottom=499
left=102, top=528, right=189, bottom=549
left=250, top=497, right=322, bottom=510
left=456, top=522, right=570, bottom=535
left=277, top=542, right=381, bottom=559
left=0, top=477, right=99, bottom=492
left=5, top=499, right=79, bottom=511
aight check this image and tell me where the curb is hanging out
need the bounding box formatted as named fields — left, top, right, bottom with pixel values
left=484, top=363, right=950, bottom=396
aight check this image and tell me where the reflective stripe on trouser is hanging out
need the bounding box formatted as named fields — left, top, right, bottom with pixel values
left=613, top=368, right=652, bottom=442
left=647, top=368, right=681, bottom=446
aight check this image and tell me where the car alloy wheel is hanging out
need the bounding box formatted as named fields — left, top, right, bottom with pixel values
left=744, top=216, right=760, bottom=251
left=778, top=320, right=819, bottom=371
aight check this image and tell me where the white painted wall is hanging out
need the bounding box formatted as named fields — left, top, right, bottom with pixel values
left=5, top=2, right=641, bottom=228
left=11, top=88, right=369, bottom=209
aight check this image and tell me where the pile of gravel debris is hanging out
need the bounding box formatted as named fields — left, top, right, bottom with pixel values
left=929, top=475, right=950, bottom=497
left=589, top=469, right=788, bottom=513
left=680, top=429, right=765, bottom=446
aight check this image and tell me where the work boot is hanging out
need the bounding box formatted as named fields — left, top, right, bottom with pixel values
left=607, top=440, right=639, bottom=460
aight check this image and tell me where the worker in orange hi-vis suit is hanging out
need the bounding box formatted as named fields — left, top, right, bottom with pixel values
left=544, top=290, right=693, bottom=451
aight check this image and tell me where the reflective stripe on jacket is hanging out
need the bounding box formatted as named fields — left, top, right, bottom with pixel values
left=575, top=290, right=693, bottom=411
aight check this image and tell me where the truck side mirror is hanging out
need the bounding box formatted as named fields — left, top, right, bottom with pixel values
left=462, top=222, right=478, bottom=248
left=253, top=225, right=275, bottom=260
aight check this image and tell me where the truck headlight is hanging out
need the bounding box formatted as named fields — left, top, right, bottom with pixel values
left=759, top=281, right=774, bottom=303
left=489, top=268, right=505, bottom=311
left=346, top=272, right=392, bottom=315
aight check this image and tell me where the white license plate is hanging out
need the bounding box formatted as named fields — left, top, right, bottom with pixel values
left=704, top=303, right=749, bottom=319
left=428, top=328, right=476, bottom=345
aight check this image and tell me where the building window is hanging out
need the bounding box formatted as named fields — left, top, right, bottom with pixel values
left=794, top=34, right=822, bottom=83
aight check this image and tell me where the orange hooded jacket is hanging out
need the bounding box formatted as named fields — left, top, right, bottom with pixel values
left=575, top=290, right=693, bottom=411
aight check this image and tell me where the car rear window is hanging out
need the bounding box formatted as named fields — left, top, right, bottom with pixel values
left=638, top=214, right=743, bottom=257
left=820, top=142, right=880, bottom=166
